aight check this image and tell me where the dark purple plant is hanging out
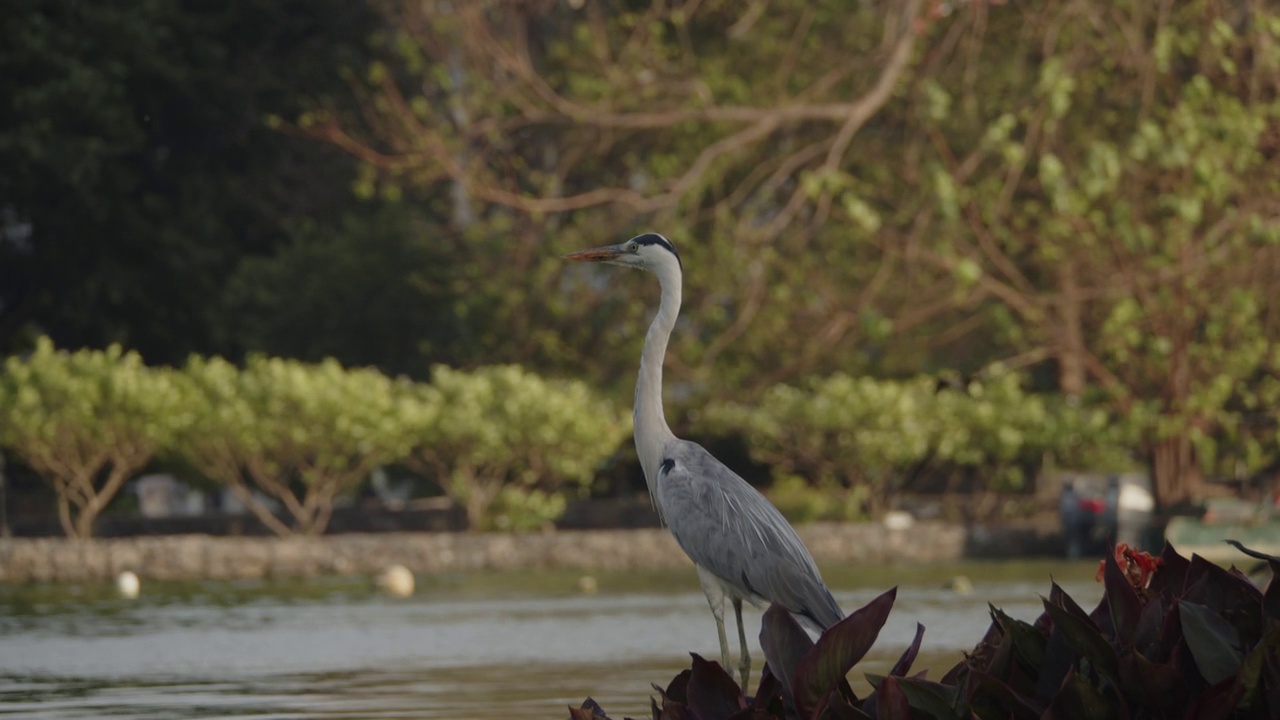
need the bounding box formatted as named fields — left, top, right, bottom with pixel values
left=571, top=542, right=1280, bottom=720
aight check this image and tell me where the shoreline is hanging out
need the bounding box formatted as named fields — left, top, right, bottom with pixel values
left=0, top=521, right=1060, bottom=584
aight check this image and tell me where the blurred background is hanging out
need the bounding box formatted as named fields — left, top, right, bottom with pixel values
left=3, top=0, right=1279, bottom=538
left=1, top=0, right=1279, bottom=717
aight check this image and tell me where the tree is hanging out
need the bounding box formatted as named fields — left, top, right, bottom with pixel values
left=0, top=0, right=383, bottom=363
left=217, top=205, right=457, bottom=380
left=910, top=0, right=1280, bottom=506
left=402, top=365, right=629, bottom=530
left=299, top=0, right=955, bottom=397
left=0, top=337, right=186, bottom=538
left=175, top=355, right=411, bottom=535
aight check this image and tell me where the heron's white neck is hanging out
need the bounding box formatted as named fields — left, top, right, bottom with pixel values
left=635, top=260, right=681, bottom=518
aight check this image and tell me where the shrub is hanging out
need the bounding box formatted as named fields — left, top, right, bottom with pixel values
left=766, top=474, right=870, bottom=524
left=576, top=542, right=1280, bottom=719
left=701, top=372, right=1135, bottom=514
left=0, top=337, right=189, bottom=538
left=402, top=365, right=629, bottom=530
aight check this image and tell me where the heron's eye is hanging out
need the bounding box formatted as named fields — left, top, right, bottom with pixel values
left=627, top=243, right=638, bottom=253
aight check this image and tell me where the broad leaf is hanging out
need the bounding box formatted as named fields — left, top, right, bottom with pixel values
left=1225, top=540, right=1280, bottom=622
left=688, top=654, right=745, bottom=720
left=966, top=669, right=1041, bottom=720
left=873, top=676, right=912, bottom=720
left=1102, top=544, right=1143, bottom=648
left=890, top=677, right=960, bottom=720
left=1179, top=601, right=1244, bottom=685
left=1184, top=676, right=1246, bottom=720
left=1149, top=542, right=1190, bottom=598
left=889, top=623, right=925, bottom=678
left=723, top=708, right=782, bottom=720
left=990, top=606, right=1046, bottom=676
left=1233, top=624, right=1280, bottom=709
left=1041, top=596, right=1119, bottom=685
left=1049, top=581, right=1091, bottom=621
left=659, top=700, right=691, bottom=720
left=1183, top=554, right=1263, bottom=611
left=760, top=603, right=815, bottom=716
left=1033, top=626, right=1076, bottom=707
left=792, top=588, right=897, bottom=720
left=750, top=664, right=780, bottom=710
left=1044, top=671, right=1111, bottom=720
left=1132, top=590, right=1165, bottom=655
left=656, top=670, right=692, bottom=706
left=1117, top=649, right=1180, bottom=712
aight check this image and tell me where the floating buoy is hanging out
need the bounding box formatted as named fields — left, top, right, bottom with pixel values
left=945, top=575, right=974, bottom=595
left=577, top=575, right=599, bottom=594
left=115, top=570, right=140, bottom=599
left=375, top=564, right=415, bottom=597
left=883, top=510, right=914, bottom=531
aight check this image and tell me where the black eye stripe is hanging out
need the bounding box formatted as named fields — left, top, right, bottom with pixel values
left=629, top=232, right=682, bottom=268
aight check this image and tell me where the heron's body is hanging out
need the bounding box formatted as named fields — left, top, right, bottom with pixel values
left=657, top=438, right=843, bottom=630
left=565, top=232, right=843, bottom=686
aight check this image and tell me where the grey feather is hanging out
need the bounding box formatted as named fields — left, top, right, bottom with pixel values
left=657, top=439, right=844, bottom=630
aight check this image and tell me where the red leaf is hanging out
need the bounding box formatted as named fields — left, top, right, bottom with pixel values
left=874, top=676, right=912, bottom=720
left=889, top=623, right=925, bottom=678
left=792, top=587, right=897, bottom=720
left=687, top=654, right=745, bottom=720
left=759, top=602, right=815, bottom=716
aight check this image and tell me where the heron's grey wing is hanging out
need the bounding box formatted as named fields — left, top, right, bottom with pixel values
left=657, top=440, right=844, bottom=629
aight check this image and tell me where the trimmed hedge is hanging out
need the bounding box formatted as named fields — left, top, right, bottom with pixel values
left=0, top=339, right=628, bottom=536
left=700, top=372, right=1138, bottom=517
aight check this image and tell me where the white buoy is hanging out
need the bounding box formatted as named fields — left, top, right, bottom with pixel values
left=945, top=575, right=974, bottom=595
left=375, top=564, right=415, bottom=598
left=883, top=510, right=914, bottom=531
left=115, top=570, right=140, bottom=599
left=577, top=575, right=599, bottom=594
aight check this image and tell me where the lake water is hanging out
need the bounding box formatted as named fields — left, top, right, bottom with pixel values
left=0, top=560, right=1101, bottom=719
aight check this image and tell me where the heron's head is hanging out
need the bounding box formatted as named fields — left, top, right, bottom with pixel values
left=562, top=232, right=682, bottom=274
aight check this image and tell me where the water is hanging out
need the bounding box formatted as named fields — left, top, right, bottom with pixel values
left=0, top=560, right=1101, bottom=719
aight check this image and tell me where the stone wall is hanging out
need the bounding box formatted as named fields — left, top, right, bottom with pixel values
left=0, top=521, right=1059, bottom=584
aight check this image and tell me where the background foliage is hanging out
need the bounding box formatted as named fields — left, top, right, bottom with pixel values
left=702, top=372, right=1137, bottom=520
left=402, top=364, right=630, bottom=531
left=4, top=0, right=1280, bottom=524
left=0, top=338, right=188, bottom=537
left=0, top=341, right=627, bottom=536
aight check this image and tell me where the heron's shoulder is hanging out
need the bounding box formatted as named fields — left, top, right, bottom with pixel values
left=660, top=439, right=732, bottom=474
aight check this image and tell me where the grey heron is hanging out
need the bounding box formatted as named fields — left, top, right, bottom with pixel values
left=564, top=232, right=843, bottom=688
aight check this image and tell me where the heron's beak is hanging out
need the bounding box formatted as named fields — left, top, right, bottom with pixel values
left=562, top=243, right=626, bottom=263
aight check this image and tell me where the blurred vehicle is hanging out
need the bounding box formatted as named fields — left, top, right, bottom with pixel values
left=1059, top=473, right=1153, bottom=559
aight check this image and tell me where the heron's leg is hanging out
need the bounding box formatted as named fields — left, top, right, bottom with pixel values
left=732, top=597, right=750, bottom=689
left=713, top=603, right=732, bottom=677
left=696, top=566, right=733, bottom=675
